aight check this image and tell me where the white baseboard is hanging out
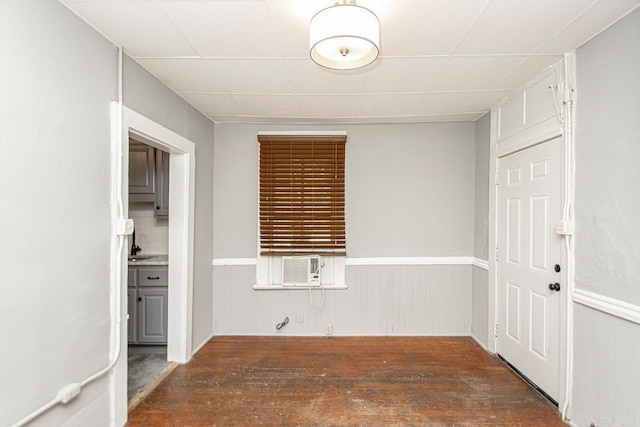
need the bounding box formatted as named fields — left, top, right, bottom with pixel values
left=191, top=330, right=216, bottom=356
left=573, top=288, right=640, bottom=326
left=470, top=332, right=488, bottom=350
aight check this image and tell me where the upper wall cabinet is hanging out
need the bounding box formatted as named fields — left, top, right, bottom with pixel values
left=155, top=149, right=169, bottom=218
left=129, top=140, right=156, bottom=202
left=129, top=140, right=170, bottom=217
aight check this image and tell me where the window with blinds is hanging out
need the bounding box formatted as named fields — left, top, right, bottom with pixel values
left=258, top=134, right=346, bottom=256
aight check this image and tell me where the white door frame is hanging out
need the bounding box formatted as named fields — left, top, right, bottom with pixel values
left=113, top=105, right=196, bottom=425
left=487, top=54, right=576, bottom=418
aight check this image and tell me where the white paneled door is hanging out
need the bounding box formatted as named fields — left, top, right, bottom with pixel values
left=497, top=137, right=563, bottom=402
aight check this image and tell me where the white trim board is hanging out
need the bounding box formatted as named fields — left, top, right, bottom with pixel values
left=258, top=131, right=347, bottom=136
left=471, top=258, right=489, bottom=270
left=212, top=257, right=490, bottom=270
left=573, top=289, right=640, bottom=326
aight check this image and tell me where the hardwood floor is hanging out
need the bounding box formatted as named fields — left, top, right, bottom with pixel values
left=127, top=336, right=566, bottom=426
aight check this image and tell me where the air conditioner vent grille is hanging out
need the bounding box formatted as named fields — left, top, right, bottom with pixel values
left=282, top=256, right=321, bottom=286
left=283, top=258, right=309, bottom=285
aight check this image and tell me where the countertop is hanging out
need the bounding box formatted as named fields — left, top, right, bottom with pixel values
left=128, top=254, right=168, bottom=266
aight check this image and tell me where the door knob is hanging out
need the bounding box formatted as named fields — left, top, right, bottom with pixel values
left=548, top=282, right=561, bottom=292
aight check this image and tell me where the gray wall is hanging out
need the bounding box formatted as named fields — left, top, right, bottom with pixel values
left=471, top=112, right=490, bottom=347
left=213, top=122, right=476, bottom=335
left=574, top=8, right=640, bottom=306
left=0, top=0, right=116, bottom=425
left=473, top=113, right=490, bottom=261
left=214, top=122, right=475, bottom=259
left=572, top=8, right=640, bottom=426
left=123, top=56, right=215, bottom=350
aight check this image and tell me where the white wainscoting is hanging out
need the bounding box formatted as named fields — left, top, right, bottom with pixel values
left=471, top=266, right=489, bottom=349
left=570, top=303, right=640, bottom=427
left=212, top=264, right=473, bottom=336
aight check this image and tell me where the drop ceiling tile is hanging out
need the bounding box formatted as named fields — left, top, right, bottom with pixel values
left=465, top=89, right=513, bottom=112
left=363, top=58, right=447, bottom=93
left=296, top=95, right=363, bottom=118
left=234, top=94, right=299, bottom=117
left=429, top=56, right=524, bottom=91
left=360, top=94, right=423, bottom=116
left=63, top=0, right=155, bottom=3
left=264, top=0, right=320, bottom=58
left=137, top=58, right=226, bottom=93
left=537, top=0, right=640, bottom=54
left=180, top=93, right=245, bottom=115
left=206, top=59, right=293, bottom=93
left=161, top=1, right=282, bottom=57
left=285, top=59, right=366, bottom=94
left=414, top=92, right=485, bottom=115
left=455, top=0, right=595, bottom=54
left=495, top=55, right=559, bottom=90
left=380, top=0, right=487, bottom=55
left=64, top=2, right=197, bottom=57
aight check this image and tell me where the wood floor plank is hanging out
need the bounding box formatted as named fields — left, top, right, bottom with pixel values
left=127, top=336, right=566, bottom=426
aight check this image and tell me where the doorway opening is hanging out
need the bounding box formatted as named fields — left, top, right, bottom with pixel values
left=114, top=105, right=196, bottom=426
left=126, top=137, right=172, bottom=404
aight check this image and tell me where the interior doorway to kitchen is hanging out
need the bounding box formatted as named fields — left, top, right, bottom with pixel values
left=127, top=137, right=172, bottom=405
left=114, top=104, right=196, bottom=425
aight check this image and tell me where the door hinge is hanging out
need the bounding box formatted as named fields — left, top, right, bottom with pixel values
left=495, top=171, right=500, bottom=185
left=495, top=247, right=499, bottom=262
left=494, top=324, right=499, bottom=337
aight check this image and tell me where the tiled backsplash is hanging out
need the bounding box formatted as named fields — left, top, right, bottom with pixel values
left=129, top=202, right=168, bottom=255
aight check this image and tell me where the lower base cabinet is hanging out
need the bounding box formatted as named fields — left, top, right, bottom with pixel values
left=128, top=266, right=168, bottom=344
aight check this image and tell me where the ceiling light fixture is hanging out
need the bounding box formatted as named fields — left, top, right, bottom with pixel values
left=309, top=0, right=380, bottom=70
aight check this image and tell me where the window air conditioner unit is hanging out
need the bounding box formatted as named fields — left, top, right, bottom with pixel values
left=282, top=256, right=321, bottom=287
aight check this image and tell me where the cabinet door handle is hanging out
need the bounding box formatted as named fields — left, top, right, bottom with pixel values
left=138, top=297, right=142, bottom=302
left=147, top=276, right=160, bottom=280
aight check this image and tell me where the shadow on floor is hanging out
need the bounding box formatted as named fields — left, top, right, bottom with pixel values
left=127, top=346, right=170, bottom=401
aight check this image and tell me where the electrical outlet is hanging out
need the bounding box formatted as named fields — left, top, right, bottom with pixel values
left=325, top=323, right=333, bottom=336
left=297, top=314, right=304, bottom=323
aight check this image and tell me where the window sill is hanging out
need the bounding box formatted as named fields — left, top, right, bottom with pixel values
left=252, top=284, right=348, bottom=291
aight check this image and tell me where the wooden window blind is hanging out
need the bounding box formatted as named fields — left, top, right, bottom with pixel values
left=258, top=135, right=346, bottom=256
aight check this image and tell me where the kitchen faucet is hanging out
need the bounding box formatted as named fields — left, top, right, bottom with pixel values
left=130, top=229, right=142, bottom=256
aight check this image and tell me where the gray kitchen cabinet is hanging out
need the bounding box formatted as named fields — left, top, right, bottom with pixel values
left=127, top=288, right=138, bottom=344
left=128, top=265, right=168, bottom=345
left=138, top=288, right=168, bottom=344
left=129, top=141, right=156, bottom=203
left=154, top=149, right=169, bottom=218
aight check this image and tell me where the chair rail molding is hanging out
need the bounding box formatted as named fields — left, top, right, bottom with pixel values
left=573, top=288, right=640, bottom=325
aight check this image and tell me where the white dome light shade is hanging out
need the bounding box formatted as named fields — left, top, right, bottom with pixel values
left=309, top=4, right=380, bottom=70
